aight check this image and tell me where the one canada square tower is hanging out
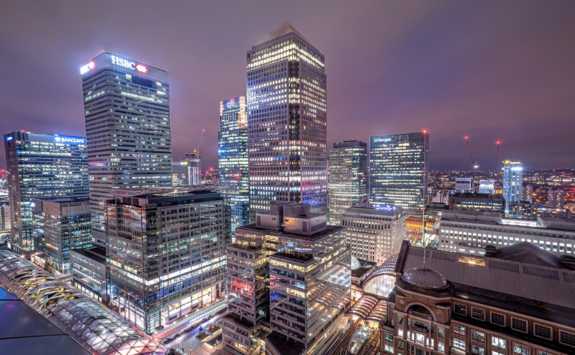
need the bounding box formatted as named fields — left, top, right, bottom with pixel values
left=246, top=24, right=328, bottom=215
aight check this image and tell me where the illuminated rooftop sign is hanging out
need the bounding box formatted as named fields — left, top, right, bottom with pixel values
left=54, top=135, right=85, bottom=144
left=79, top=61, right=95, bottom=75
left=80, top=54, right=149, bottom=75
left=110, top=54, right=148, bottom=73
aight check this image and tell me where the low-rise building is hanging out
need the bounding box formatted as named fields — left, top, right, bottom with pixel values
left=437, top=211, right=575, bottom=256
left=381, top=241, right=575, bottom=355
left=342, top=203, right=404, bottom=264
left=222, top=202, right=351, bottom=355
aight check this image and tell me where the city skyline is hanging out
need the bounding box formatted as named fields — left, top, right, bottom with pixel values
left=2, top=0, right=575, bottom=171
left=2, top=3, right=575, bottom=354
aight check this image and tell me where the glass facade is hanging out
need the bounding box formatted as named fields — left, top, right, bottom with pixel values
left=36, top=198, right=92, bottom=273
left=247, top=25, right=328, bottom=216
left=106, top=189, right=229, bottom=334
left=328, top=140, right=368, bottom=225
left=502, top=160, right=524, bottom=215
left=81, top=52, right=172, bottom=246
left=3, top=131, right=88, bottom=253
left=369, top=132, right=428, bottom=211
left=218, top=96, right=250, bottom=232
left=0, top=249, right=164, bottom=354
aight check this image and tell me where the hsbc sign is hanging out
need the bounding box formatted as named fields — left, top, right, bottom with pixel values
left=110, top=55, right=148, bottom=73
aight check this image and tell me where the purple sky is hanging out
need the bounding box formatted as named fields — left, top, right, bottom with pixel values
left=1, top=0, right=574, bottom=171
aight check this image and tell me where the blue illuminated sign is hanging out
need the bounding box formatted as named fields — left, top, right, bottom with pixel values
left=54, top=135, right=85, bottom=144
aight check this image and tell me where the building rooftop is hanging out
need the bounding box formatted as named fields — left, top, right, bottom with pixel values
left=440, top=210, right=575, bottom=233
left=400, top=268, right=449, bottom=290
left=0, top=250, right=164, bottom=354
left=451, top=192, right=502, bottom=200
left=396, top=241, right=575, bottom=327
left=0, top=287, right=89, bottom=355
left=271, top=251, right=314, bottom=264
left=345, top=202, right=401, bottom=217
left=108, top=188, right=223, bottom=207
left=238, top=223, right=342, bottom=240
left=72, top=245, right=106, bottom=263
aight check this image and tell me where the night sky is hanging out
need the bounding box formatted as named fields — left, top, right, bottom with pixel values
left=1, top=0, right=574, bottom=171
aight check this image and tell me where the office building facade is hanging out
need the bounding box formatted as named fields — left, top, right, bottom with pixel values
left=381, top=241, right=575, bottom=355
left=502, top=160, right=524, bottom=215
left=4, top=131, right=88, bottom=253
left=36, top=198, right=92, bottom=273
left=437, top=210, right=575, bottom=256
left=223, top=203, right=351, bottom=355
left=71, top=245, right=108, bottom=303
left=342, top=203, right=403, bottom=265
left=0, top=195, right=10, bottom=237
left=106, top=189, right=229, bottom=333
left=218, top=96, right=250, bottom=231
left=246, top=24, right=328, bottom=216
left=369, top=132, right=428, bottom=211
left=80, top=52, right=172, bottom=245
left=328, top=140, right=368, bottom=225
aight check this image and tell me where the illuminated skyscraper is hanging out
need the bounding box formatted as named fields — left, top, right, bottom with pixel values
left=3, top=131, right=88, bottom=254
left=369, top=132, right=429, bottom=211
left=502, top=160, right=524, bottom=215
left=246, top=24, right=328, bottom=215
left=328, top=140, right=368, bottom=225
left=80, top=52, right=172, bottom=245
left=218, top=96, right=249, bottom=231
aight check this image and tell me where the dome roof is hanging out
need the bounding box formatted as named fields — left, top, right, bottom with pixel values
left=401, top=267, right=448, bottom=290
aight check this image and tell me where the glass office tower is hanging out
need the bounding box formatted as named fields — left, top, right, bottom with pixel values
left=502, top=160, right=524, bottom=215
left=246, top=24, right=328, bottom=216
left=218, top=96, right=250, bottom=231
left=328, top=140, right=368, bottom=225
left=80, top=52, right=172, bottom=246
left=369, top=132, right=429, bottom=211
left=3, top=131, right=88, bottom=254
left=106, top=189, right=229, bottom=334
